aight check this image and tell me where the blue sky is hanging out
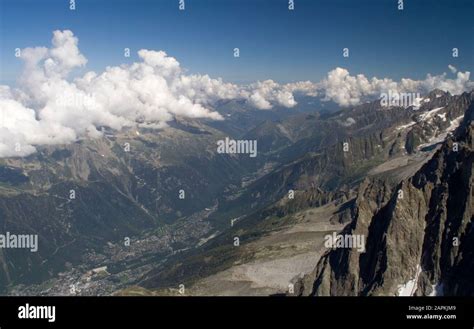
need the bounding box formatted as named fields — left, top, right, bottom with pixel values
left=0, top=0, right=473, bottom=85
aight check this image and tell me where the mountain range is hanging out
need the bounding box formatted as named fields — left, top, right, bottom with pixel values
left=0, top=90, right=472, bottom=296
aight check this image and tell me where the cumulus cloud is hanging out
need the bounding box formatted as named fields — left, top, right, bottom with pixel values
left=0, top=86, right=76, bottom=157
left=318, top=67, right=473, bottom=106
left=283, top=80, right=319, bottom=97
left=0, top=31, right=240, bottom=157
left=246, top=80, right=296, bottom=109
left=0, top=30, right=473, bottom=157
left=1, top=30, right=312, bottom=157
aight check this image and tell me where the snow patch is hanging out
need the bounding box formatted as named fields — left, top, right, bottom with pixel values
left=396, top=122, right=416, bottom=131
left=417, top=115, right=464, bottom=149
left=397, top=265, right=422, bottom=296
left=437, top=113, right=447, bottom=121
left=419, top=107, right=445, bottom=121
left=428, top=283, right=444, bottom=296
left=447, top=115, right=464, bottom=131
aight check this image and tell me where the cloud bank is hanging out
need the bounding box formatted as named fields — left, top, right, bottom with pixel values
left=317, top=66, right=473, bottom=106
left=0, top=30, right=472, bottom=157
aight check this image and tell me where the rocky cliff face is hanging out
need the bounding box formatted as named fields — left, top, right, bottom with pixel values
left=295, top=98, right=474, bottom=296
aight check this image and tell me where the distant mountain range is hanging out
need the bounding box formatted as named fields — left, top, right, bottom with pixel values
left=0, top=90, right=472, bottom=296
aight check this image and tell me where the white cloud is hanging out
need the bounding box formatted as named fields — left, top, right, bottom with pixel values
left=448, top=64, right=457, bottom=74
left=0, top=86, right=76, bottom=157
left=0, top=30, right=473, bottom=158
left=0, top=30, right=309, bottom=157
left=283, top=80, right=319, bottom=97
left=318, top=67, right=473, bottom=106
left=247, top=80, right=296, bottom=109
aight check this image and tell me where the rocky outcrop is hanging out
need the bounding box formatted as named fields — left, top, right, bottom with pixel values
left=295, top=98, right=474, bottom=296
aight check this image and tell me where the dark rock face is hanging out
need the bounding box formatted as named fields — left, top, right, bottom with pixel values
left=295, top=100, right=474, bottom=296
